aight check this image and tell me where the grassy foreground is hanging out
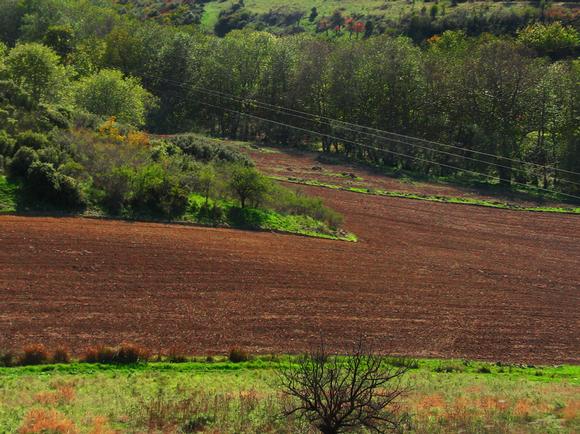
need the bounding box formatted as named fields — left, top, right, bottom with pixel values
left=1, top=358, right=578, bottom=433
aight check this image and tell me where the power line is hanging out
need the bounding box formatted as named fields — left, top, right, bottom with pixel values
left=185, top=86, right=580, bottom=189
left=141, top=72, right=580, bottom=178
left=192, top=99, right=580, bottom=202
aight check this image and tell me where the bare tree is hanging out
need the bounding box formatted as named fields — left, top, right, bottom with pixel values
left=277, top=340, right=412, bottom=434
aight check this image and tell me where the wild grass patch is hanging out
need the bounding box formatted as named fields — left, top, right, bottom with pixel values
left=276, top=176, right=580, bottom=214
left=0, top=357, right=578, bottom=433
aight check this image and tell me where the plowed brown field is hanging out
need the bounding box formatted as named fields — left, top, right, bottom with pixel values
left=1, top=149, right=579, bottom=364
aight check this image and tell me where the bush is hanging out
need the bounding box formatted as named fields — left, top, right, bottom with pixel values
left=25, top=161, right=86, bottom=210
left=434, top=362, right=466, bottom=373
left=228, top=206, right=268, bottom=229
left=38, top=146, right=67, bottom=167
left=229, top=166, right=271, bottom=208
left=39, top=105, right=72, bottom=130
left=167, top=349, right=189, bottom=363
left=15, top=131, right=50, bottom=151
left=116, top=343, right=149, bottom=364
left=228, top=347, right=250, bottom=363
left=8, top=146, right=38, bottom=177
left=82, top=346, right=116, bottom=364
left=167, top=134, right=252, bottom=166
left=198, top=202, right=226, bottom=223
left=55, top=174, right=86, bottom=210
left=0, top=351, right=16, bottom=367
left=129, top=164, right=189, bottom=218
left=51, top=347, right=71, bottom=364
left=58, top=160, right=88, bottom=180
left=277, top=340, right=411, bottom=433
left=387, top=357, right=420, bottom=369
left=82, top=344, right=148, bottom=364
left=19, top=344, right=49, bottom=366
left=25, top=161, right=60, bottom=198
left=267, top=186, right=343, bottom=229
left=18, top=409, right=77, bottom=434
left=99, top=167, right=132, bottom=214
left=0, top=130, right=15, bottom=157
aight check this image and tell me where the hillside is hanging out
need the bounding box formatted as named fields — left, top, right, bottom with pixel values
left=1, top=0, right=580, bottom=432
left=117, top=0, right=580, bottom=38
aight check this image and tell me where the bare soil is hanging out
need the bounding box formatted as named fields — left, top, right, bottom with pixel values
left=249, top=146, right=576, bottom=208
left=0, top=148, right=578, bottom=364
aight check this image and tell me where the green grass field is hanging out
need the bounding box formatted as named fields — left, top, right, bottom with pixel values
left=198, top=0, right=545, bottom=32
left=1, top=358, right=578, bottom=433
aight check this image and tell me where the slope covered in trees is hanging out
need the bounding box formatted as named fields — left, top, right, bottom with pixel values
left=0, top=0, right=579, bottom=202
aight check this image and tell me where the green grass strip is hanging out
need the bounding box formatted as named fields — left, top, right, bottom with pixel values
left=2, top=357, right=578, bottom=384
left=273, top=176, right=580, bottom=215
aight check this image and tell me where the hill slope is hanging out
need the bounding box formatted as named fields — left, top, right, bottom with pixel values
left=117, top=0, right=580, bottom=37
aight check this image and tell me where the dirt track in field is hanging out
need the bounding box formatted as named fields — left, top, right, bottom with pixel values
left=1, top=151, right=579, bottom=364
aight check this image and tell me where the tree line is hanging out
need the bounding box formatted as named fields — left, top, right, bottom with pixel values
left=0, top=0, right=579, bottom=196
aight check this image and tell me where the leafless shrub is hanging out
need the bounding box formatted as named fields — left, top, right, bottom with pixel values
left=277, top=339, right=413, bottom=434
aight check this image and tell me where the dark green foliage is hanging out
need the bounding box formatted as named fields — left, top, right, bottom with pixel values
left=25, top=161, right=60, bottom=199
left=39, top=105, right=72, bottom=130
left=227, top=207, right=268, bottom=229
left=99, top=167, right=133, bottom=215
left=9, top=146, right=38, bottom=177
left=38, top=146, right=66, bottom=167
left=0, top=130, right=15, bottom=157
left=15, top=131, right=49, bottom=151
left=128, top=164, right=189, bottom=218
left=55, top=174, right=86, bottom=210
left=1, top=0, right=576, bottom=224
left=25, top=161, right=86, bottom=210
left=166, top=135, right=252, bottom=166
left=43, top=25, right=74, bottom=58
left=267, top=186, right=343, bottom=229
left=214, top=4, right=255, bottom=37
left=198, top=202, right=226, bottom=224
left=229, top=166, right=270, bottom=208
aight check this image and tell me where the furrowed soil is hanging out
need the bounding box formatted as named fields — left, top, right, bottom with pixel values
left=1, top=149, right=579, bottom=364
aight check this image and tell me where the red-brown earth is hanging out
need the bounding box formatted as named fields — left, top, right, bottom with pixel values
left=0, top=148, right=579, bottom=364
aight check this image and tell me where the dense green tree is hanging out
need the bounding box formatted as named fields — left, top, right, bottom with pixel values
left=461, top=40, right=547, bottom=185
left=0, top=0, right=24, bottom=45
left=518, top=22, right=580, bottom=59
left=5, top=43, right=70, bottom=105
left=0, top=0, right=577, bottom=197
left=9, top=146, right=38, bottom=177
left=44, top=25, right=74, bottom=59
left=74, top=69, right=154, bottom=127
left=229, top=166, right=270, bottom=208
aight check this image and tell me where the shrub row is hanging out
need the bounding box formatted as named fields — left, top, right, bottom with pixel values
left=0, top=345, right=253, bottom=367
left=166, top=134, right=253, bottom=166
